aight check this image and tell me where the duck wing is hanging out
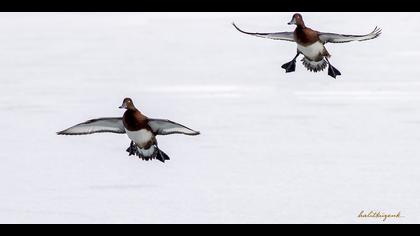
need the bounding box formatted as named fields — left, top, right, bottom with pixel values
left=232, top=23, right=295, bottom=42
left=57, top=118, right=125, bottom=135
left=318, top=26, right=382, bottom=44
left=148, top=119, right=200, bottom=136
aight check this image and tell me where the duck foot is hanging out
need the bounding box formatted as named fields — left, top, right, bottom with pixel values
left=327, top=65, right=341, bottom=79
left=281, top=60, right=296, bottom=73
left=126, top=141, right=136, bottom=156
left=156, top=148, right=170, bottom=163
left=325, top=58, right=341, bottom=79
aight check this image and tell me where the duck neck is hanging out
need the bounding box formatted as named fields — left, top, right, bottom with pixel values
left=122, top=107, right=136, bottom=119
left=126, top=103, right=137, bottom=111
left=124, top=108, right=146, bottom=122
left=296, top=23, right=306, bottom=30
left=295, top=19, right=306, bottom=29
left=126, top=106, right=139, bottom=113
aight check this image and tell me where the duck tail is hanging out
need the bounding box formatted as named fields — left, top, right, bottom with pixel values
left=137, top=145, right=157, bottom=161
left=301, top=57, right=328, bottom=73
left=126, top=142, right=170, bottom=163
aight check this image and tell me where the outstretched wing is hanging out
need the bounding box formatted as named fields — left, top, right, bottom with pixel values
left=148, top=119, right=200, bottom=136
left=57, top=118, right=125, bottom=135
left=318, top=26, right=382, bottom=44
left=232, top=22, right=295, bottom=42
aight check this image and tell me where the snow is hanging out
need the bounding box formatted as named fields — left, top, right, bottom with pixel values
left=0, top=12, right=419, bottom=223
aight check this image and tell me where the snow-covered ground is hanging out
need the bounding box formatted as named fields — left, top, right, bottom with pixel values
left=0, top=12, right=419, bottom=224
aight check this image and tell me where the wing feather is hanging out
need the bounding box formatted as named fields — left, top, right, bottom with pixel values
left=318, top=27, right=382, bottom=44
left=148, top=119, right=200, bottom=136
left=232, top=23, right=295, bottom=42
left=57, top=118, right=125, bottom=135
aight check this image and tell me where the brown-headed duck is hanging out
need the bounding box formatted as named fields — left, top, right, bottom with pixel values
left=233, top=13, right=382, bottom=78
left=57, top=98, right=200, bottom=163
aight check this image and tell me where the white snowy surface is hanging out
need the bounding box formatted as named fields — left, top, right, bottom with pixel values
left=0, top=12, right=419, bottom=224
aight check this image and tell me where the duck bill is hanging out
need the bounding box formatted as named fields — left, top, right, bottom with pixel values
left=288, top=18, right=296, bottom=25
left=119, top=103, right=127, bottom=109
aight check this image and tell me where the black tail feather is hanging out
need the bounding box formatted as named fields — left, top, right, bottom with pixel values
left=126, top=142, right=170, bottom=163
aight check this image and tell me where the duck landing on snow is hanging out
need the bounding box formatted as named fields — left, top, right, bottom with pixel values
left=233, top=13, right=382, bottom=78
left=57, top=98, right=200, bottom=163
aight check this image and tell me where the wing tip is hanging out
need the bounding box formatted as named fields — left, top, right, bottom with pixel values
left=232, top=22, right=244, bottom=33
left=231, top=22, right=255, bottom=36
left=56, top=130, right=76, bottom=136
left=371, top=26, right=382, bottom=36
left=366, top=26, right=382, bottom=41
left=57, top=130, right=66, bottom=135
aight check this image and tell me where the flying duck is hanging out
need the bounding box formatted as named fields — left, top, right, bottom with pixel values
left=233, top=13, right=382, bottom=78
left=57, top=98, right=200, bottom=163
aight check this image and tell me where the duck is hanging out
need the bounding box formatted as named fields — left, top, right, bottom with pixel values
left=233, top=13, right=382, bottom=78
left=57, top=98, right=200, bottom=163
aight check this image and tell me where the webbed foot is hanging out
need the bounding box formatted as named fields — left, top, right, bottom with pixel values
left=281, top=60, right=296, bottom=73
left=126, top=141, right=137, bottom=156
left=328, top=65, right=342, bottom=79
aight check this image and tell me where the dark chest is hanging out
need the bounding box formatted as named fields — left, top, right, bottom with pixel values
left=294, top=28, right=319, bottom=46
left=123, top=110, right=150, bottom=132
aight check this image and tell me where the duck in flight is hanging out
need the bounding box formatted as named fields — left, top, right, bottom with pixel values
left=57, top=98, right=200, bottom=163
left=233, top=13, right=382, bottom=78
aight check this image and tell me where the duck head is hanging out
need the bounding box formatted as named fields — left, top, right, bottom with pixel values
left=119, top=97, right=136, bottom=110
left=288, top=13, right=305, bottom=27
